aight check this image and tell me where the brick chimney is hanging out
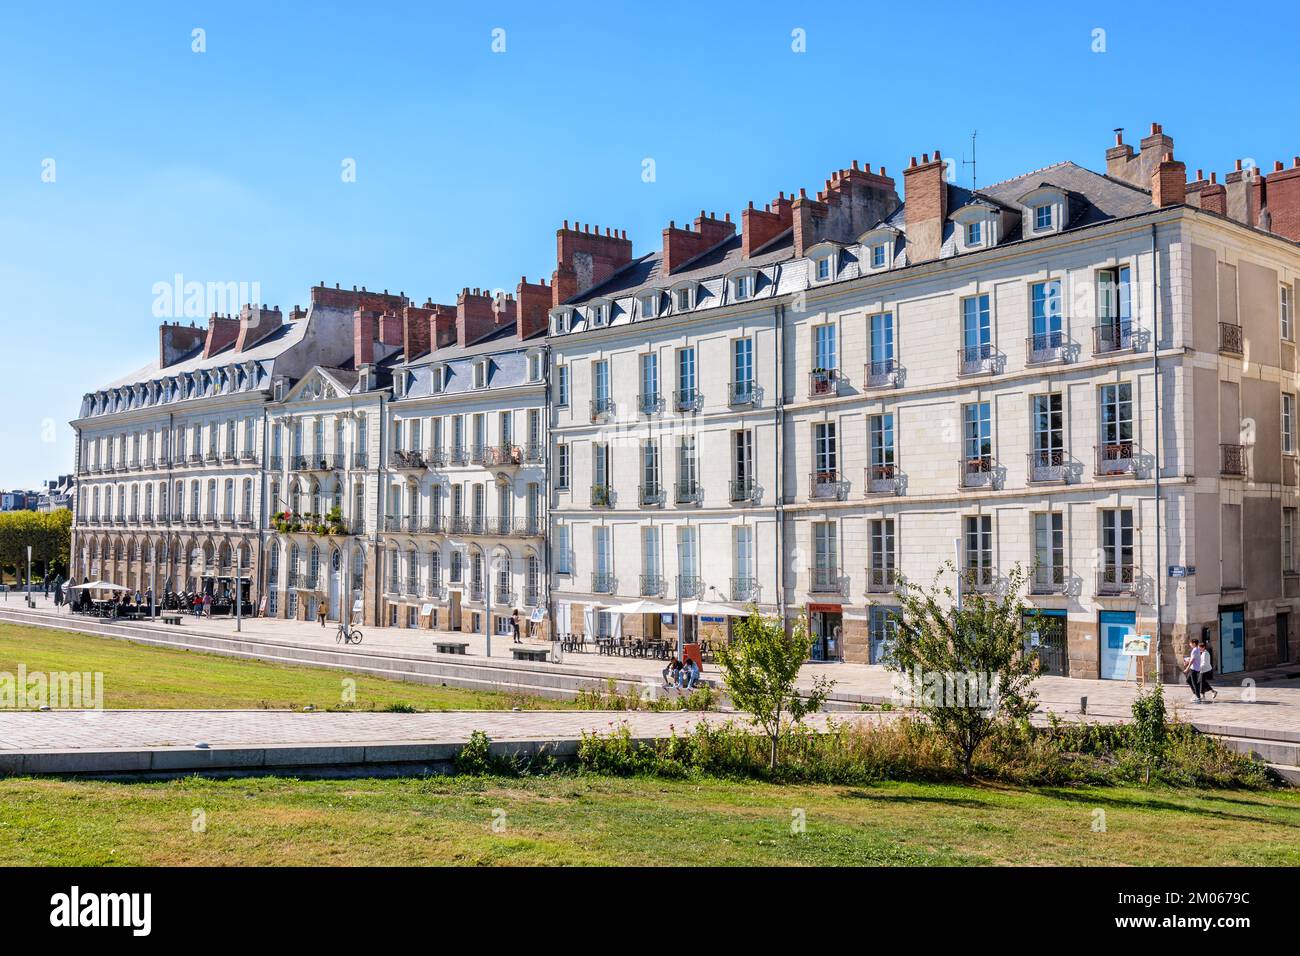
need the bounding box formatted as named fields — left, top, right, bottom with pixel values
left=662, top=212, right=735, bottom=274
left=353, top=309, right=381, bottom=368
left=516, top=277, right=551, bottom=340
left=1258, top=157, right=1300, bottom=242
left=430, top=304, right=457, bottom=349
left=457, top=288, right=497, bottom=346
left=902, top=153, right=947, bottom=264
left=310, top=282, right=408, bottom=314
left=235, top=303, right=282, bottom=352
left=158, top=321, right=206, bottom=369
left=402, top=304, right=435, bottom=361
left=202, top=313, right=241, bottom=358
left=551, top=223, right=634, bottom=306
left=1200, top=173, right=1228, bottom=216
left=742, top=193, right=793, bottom=257
left=1152, top=151, right=1187, bottom=208
left=792, top=161, right=899, bottom=257
left=1106, top=123, right=1174, bottom=189
left=1224, top=160, right=1258, bottom=227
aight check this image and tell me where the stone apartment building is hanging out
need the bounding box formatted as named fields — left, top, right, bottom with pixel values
left=69, top=122, right=1300, bottom=682
left=548, top=124, right=1300, bottom=681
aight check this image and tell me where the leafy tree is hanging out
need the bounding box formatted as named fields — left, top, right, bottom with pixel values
left=889, top=563, right=1041, bottom=779
left=714, top=610, right=834, bottom=772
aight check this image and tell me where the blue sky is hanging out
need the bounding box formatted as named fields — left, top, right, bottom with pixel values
left=1, top=0, right=1296, bottom=488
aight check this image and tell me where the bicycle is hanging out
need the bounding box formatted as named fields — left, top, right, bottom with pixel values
left=335, top=622, right=364, bottom=645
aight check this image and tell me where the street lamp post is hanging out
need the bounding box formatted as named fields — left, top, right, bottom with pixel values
left=235, top=546, right=242, bottom=633
left=26, top=545, right=32, bottom=609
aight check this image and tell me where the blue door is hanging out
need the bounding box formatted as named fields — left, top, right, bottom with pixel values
left=1218, top=607, right=1245, bottom=674
left=1099, top=610, right=1136, bottom=681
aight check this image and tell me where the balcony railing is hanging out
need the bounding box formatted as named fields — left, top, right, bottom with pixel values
left=591, top=484, right=613, bottom=508
left=729, top=381, right=757, bottom=406
left=352, top=452, right=369, bottom=470
left=864, top=359, right=898, bottom=389
left=484, top=443, right=523, bottom=467
left=1221, top=443, right=1247, bottom=477
left=958, top=344, right=999, bottom=376
left=674, top=388, right=701, bottom=412
left=1097, top=565, right=1138, bottom=596
left=523, top=442, right=544, bottom=464
left=1095, top=442, right=1136, bottom=477
left=1031, top=564, right=1069, bottom=595
left=866, top=565, right=897, bottom=593
left=468, top=584, right=484, bottom=603
left=731, top=577, right=759, bottom=602
left=1026, top=330, right=1067, bottom=365
left=1027, top=448, right=1067, bottom=484
left=810, top=470, right=848, bottom=500
left=640, top=574, right=665, bottom=597
left=962, top=568, right=998, bottom=593
left=811, top=568, right=841, bottom=593
left=1093, top=323, right=1134, bottom=354
left=494, top=587, right=514, bottom=606
left=676, top=575, right=703, bottom=599
left=591, top=572, right=616, bottom=594
left=674, top=480, right=702, bottom=505
left=864, top=463, right=899, bottom=496
left=729, top=477, right=757, bottom=502
left=470, top=445, right=491, bottom=465
left=427, top=449, right=448, bottom=468
left=639, top=483, right=665, bottom=506
left=269, top=456, right=283, bottom=472
left=422, top=516, right=447, bottom=534
left=638, top=392, right=664, bottom=415
left=524, top=588, right=541, bottom=607
left=388, top=449, right=427, bottom=471
left=294, top=454, right=342, bottom=472
left=959, top=456, right=995, bottom=489
left=1219, top=322, right=1244, bottom=355
left=809, top=369, right=841, bottom=398
left=450, top=516, right=472, bottom=535
left=590, top=397, right=616, bottom=422
left=450, top=448, right=470, bottom=466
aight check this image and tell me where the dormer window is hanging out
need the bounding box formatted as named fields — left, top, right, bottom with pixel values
left=732, top=274, right=751, bottom=300
left=527, top=352, right=544, bottom=382
left=1017, top=185, right=1066, bottom=237
left=966, top=221, right=982, bottom=246
left=639, top=291, right=660, bottom=318
left=550, top=308, right=573, bottom=335
left=473, top=361, right=488, bottom=389
left=807, top=243, right=839, bottom=284
left=589, top=301, right=609, bottom=327
left=871, top=244, right=888, bottom=269
left=430, top=366, right=445, bottom=394
left=1033, top=205, right=1053, bottom=231
left=815, top=257, right=831, bottom=280
left=672, top=283, right=696, bottom=312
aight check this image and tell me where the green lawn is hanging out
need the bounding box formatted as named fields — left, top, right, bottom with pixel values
left=0, top=622, right=573, bottom=711
left=1, top=773, right=1297, bottom=866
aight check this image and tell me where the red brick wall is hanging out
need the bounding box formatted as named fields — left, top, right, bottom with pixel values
left=742, top=195, right=793, bottom=257
left=551, top=224, right=633, bottom=306
left=202, top=315, right=240, bottom=358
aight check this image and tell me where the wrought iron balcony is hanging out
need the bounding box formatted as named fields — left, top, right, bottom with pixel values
left=469, top=445, right=491, bottom=465
left=674, top=480, right=702, bottom=505
left=388, top=449, right=427, bottom=471
left=352, top=452, right=369, bottom=470
left=959, top=456, right=996, bottom=489
left=1026, top=331, right=1067, bottom=365
left=422, top=516, right=447, bottom=534
left=810, top=470, right=848, bottom=500
left=590, top=397, right=616, bottom=422
left=494, top=587, right=514, bottom=606
left=864, top=359, right=898, bottom=389
left=811, top=568, right=842, bottom=593
left=864, top=463, right=899, bottom=496
left=674, top=388, right=701, bottom=412
left=638, top=392, right=664, bottom=415
left=1221, top=443, right=1247, bottom=477
left=867, top=565, right=897, bottom=593
left=729, top=381, right=757, bottom=406
left=639, top=483, right=665, bottom=506
left=958, top=344, right=999, bottom=376
left=524, top=588, right=540, bottom=607
left=591, top=484, right=613, bottom=508
left=808, top=369, right=841, bottom=398
left=1095, top=442, right=1136, bottom=477
left=450, top=447, right=470, bottom=466
left=1031, top=564, right=1069, bottom=595
left=269, top=456, right=284, bottom=472
left=676, top=575, right=703, bottom=598
left=962, top=568, right=998, bottom=593
left=729, top=477, right=757, bottom=502
left=731, top=576, right=759, bottom=602
left=1219, top=322, right=1244, bottom=355
left=485, top=444, right=523, bottom=466
left=640, top=574, right=665, bottom=597
left=427, top=449, right=448, bottom=468
left=591, top=572, right=616, bottom=594
left=1093, top=323, right=1134, bottom=354
left=1097, top=565, right=1138, bottom=596
left=1027, top=449, right=1067, bottom=484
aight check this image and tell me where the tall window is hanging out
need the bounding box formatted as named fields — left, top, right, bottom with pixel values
left=732, top=338, right=754, bottom=399
left=677, top=526, right=698, bottom=594
left=733, top=430, right=754, bottom=487
left=1031, top=280, right=1062, bottom=347
left=1033, top=512, right=1064, bottom=590
left=640, top=353, right=659, bottom=411
left=1097, top=266, right=1132, bottom=344
left=961, top=294, right=991, bottom=358
left=1099, top=383, right=1133, bottom=448
left=869, top=518, right=895, bottom=588
left=1282, top=284, right=1293, bottom=341
left=814, top=324, right=837, bottom=371
left=814, top=422, right=837, bottom=477
left=592, top=443, right=610, bottom=496
left=556, top=524, right=571, bottom=574
left=869, top=312, right=894, bottom=371
left=869, top=414, right=894, bottom=478
left=1100, top=508, right=1134, bottom=586
left=594, top=527, right=611, bottom=576
left=593, top=360, right=611, bottom=411
left=556, top=444, right=570, bottom=490
left=1285, top=508, right=1296, bottom=574
left=642, top=526, right=660, bottom=591
left=1284, top=393, right=1296, bottom=456
left=556, top=365, right=569, bottom=407
left=733, top=526, right=754, bottom=595
left=677, top=435, right=697, bottom=492
left=963, top=402, right=992, bottom=466
left=677, top=347, right=697, bottom=404
left=641, top=440, right=661, bottom=498
left=964, top=514, right=993, bottom=587
left=813, top=521, right=837, bottom=589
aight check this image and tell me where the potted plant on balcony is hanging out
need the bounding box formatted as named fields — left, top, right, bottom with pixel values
left=325, top=506, right=346, bottom=536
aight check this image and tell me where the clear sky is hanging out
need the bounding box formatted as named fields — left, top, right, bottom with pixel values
left=1, top=0, right=1296, bottom=488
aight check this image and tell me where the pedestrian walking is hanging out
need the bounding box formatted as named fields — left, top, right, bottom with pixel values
left=1199, top=642, right=1219, bottom=700
left=511, top=609, right=522, bottom=644
left=317, top=600, right=328, bottom=628
left=1183, top=638, right=1203, bottom=703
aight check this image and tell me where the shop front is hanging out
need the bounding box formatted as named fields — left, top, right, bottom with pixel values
left=808, top=603, right=843, bottom=662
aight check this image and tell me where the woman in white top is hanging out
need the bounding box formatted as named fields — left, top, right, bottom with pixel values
left=1199, top=642, right=1218, bottom=700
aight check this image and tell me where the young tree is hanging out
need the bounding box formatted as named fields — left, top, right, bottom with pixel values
left=714, top=610, right=834, bottom=772
left=889, top=563, right=1041, bottom=779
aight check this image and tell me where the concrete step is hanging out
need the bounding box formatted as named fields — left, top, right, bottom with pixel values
left=1211, top=734, right=1300, bottom=767
left=1267, top=764, right=1300, bottom=786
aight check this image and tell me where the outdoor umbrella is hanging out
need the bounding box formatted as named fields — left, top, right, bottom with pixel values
left=67, top=580, right=130, bottom=592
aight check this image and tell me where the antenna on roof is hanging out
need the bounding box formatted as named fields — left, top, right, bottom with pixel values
left=961, top=130, right=978, bottom=192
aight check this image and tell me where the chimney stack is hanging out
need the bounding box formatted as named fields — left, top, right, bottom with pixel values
left=792, top=161, right=899, bottom=257
left=742, top=193, right=793, bottom=257
left=1152, top=151, right=1187, bottom=208
left=516, top=277, right=551, bottom=340
left=456, top=288, right=498, bottom=346
left=235, top=303, right=283, bottom=352
left=902, top=153, right=947, bottom=263
left=662, top=212, right=736, bottom=274
left=551, top=223, right=634, bottom=306
left=1106, top=122, right=1174, bottom=189
left=158, top=321, right=206, bottom=369
left=202, top=312, right=241, bottom=358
